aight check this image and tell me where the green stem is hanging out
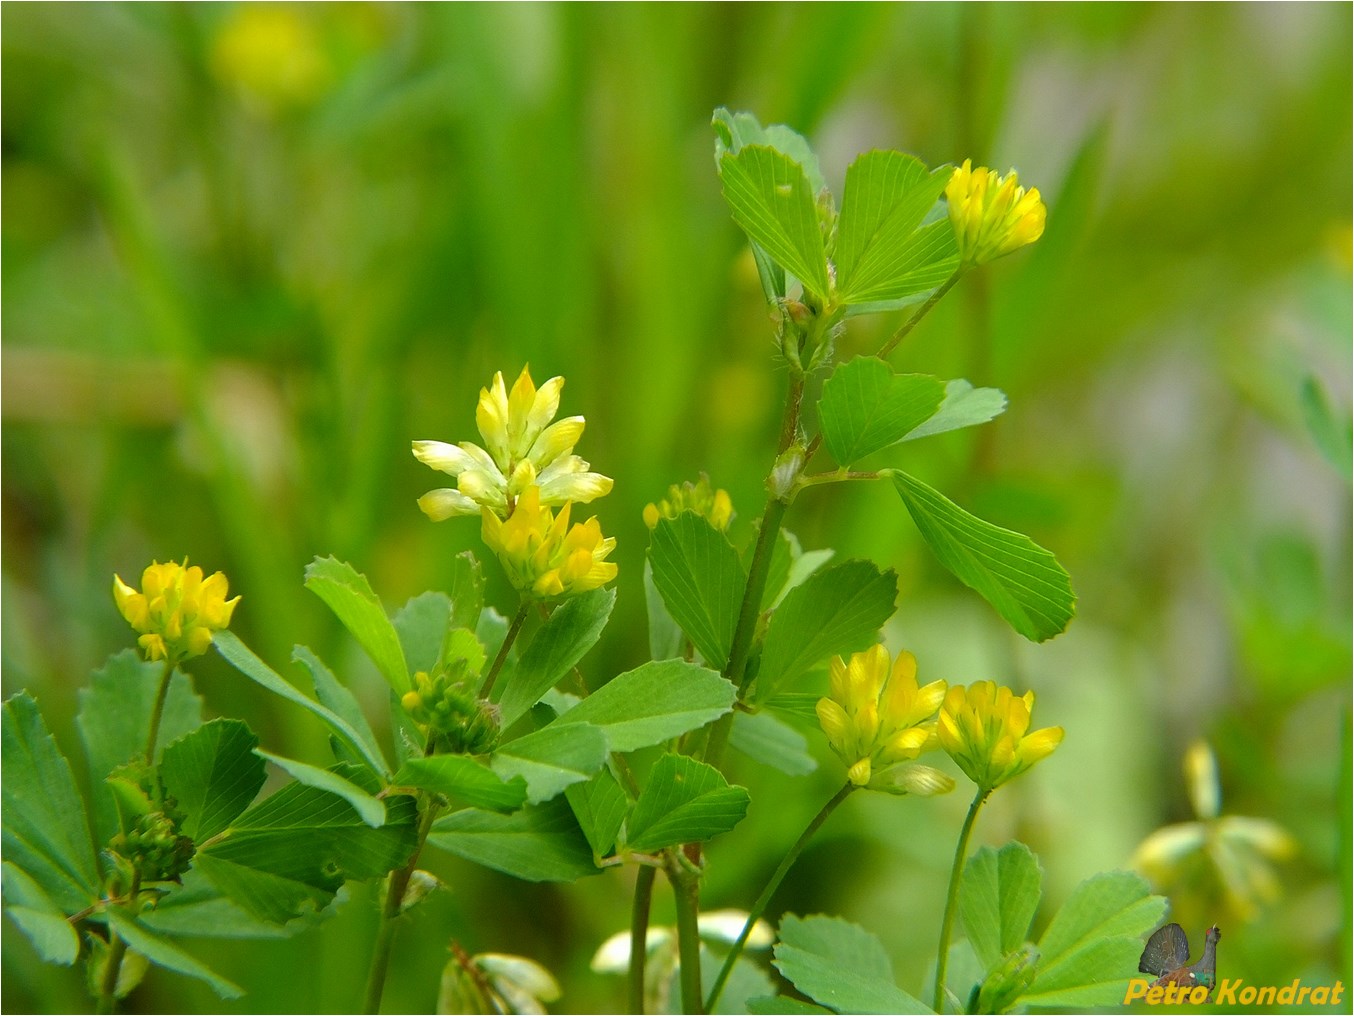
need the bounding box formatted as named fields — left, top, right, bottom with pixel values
left=669, top=863, right=705, bottom=1015
left=705, top=783, right=855, bottom=1012
left=144, top=658, right=175, bottom=765
left=364, top=789, right=442, bottom=1013
left=933, top=788, right=989, bottom=1013
left=480, top=601, right=529, bottom=698
left=629, top=865, right=658, bottom=1014
left=876, top=270, right=964, bottom=360
left=96, top=873, right=141, bottom=1014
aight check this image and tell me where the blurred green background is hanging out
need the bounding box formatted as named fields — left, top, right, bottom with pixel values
left=3, top=3, right=1350, bottom=1012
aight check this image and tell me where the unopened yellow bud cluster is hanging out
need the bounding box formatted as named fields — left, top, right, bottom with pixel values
left=815, top=647, right=1063, bottom=795
left=113, top=560, right=240, bottom=664
left=643, top=474, right=734, bottom=531
left=946, top=160, right=1046, bottom=266
left=936, top=681, right=1063, bottom=793
left=400, top=669, right=501, bottom=755
left=414, top=366, right=618, bottom=600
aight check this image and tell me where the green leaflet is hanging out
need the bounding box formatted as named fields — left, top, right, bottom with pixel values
left=901, top=379, right=1007, bottom=442
left=394, top=755, right=527, bottom=813
left=960, top=842, right=1044, bottom=970
left=891, top=471, right=1075, bottom=642
left=160, top=719, right=266, bottom=842
left=429, top=799, right=598, bottom=883
left=648, top=513, right=746, bottom=670
left=625, top=754, right=749, bottom=852
left=773, top=914, right=930, bottom=1014
left=255, top=750, right=386, bottom=828
left=490, top=722, right=610, bottom=805
left=304, top=556, right=409, bottom=693
left=818, top=357, right=946, bottom=466
left=2, top=862, right=79, bottom=965
left=107, top=909, right=244, bottom=999
left=564, top=768, right=629, bottom=859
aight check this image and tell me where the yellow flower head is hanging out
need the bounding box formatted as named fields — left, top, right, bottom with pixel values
left=937, top=681, right=1063, bottom=793
left=815, top=645, right=947, bottom=789
left=481, top=485, right=617, bottom=600
left=113, top=560, right=240, bottom=664
left=414, top=366, right=613, bottom=522
left=643, top=474, right=734, bottom=532
left=946, top=160, right=1046, bottom=266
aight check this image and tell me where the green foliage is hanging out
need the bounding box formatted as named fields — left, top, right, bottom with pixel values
left=105, top=910, right=243, bottom=999
left=728, top=710, right=817, bottom=776
left=890, top=471, right=1075, bottom=642
left=625, top=754, right=749, bottom=853
left=754, top=560, right=898, bottom=703
left=551, top=659, right=737, bottom=752
left=160, top=720, right=266, bottom=842
left=76, top=653, right=202, bottom=842
left=834, top=151, right=957, bottom=308
left=2, top=694, right=100, bottom=914
left=291, top=646, right=388, bottom=775
left=899, top=380, right=1007, bottom=442
left=393, top=755, right=527, bottom=813
left=392, top=591, right=455, bottom=676
left=959, top=843, right=1043, bottom=969
left=214, top=631, right=389, bottom=777
left=565, top=768, right=629, bottom=859
left=495, top=588, right=615, bottom=726
left=429, top=799, right=598, bottom=883
left=818, top=357, right=946, bottom=466
left=772, top=914, right=931, bottom=1014
left=303, top=557, right=410, bottom=693
left=255, top=750, right=386, bottom=828
left=648, top=514, right=747, bottom=670
left=490, top=722, right=610, bottom=805
left=1, top=863, right=80, bottom=966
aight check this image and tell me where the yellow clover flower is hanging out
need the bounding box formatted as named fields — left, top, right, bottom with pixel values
left=815, top=645, right=948, bottom=789
left=946, top=160, right=1046, bottom=266
left=937, top=681, right=1063, bottom=793
left=414, top=366, right=613, bottom=521
left=642, top=474, right=734, bottom=531
left=481, top=485, right=617, bottom=600
left=113, top=560, right=240, bottom=664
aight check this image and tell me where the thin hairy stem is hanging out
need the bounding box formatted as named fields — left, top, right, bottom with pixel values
left=669, top=862, right=705, bottom=1015
left=629, top=865, right=658, bottom=1013
left=364, top=797, right=441, bottom=1014
left=876, top=270, right=964, bottom=360
left=705, top=783, right=855, bottom=1011
left=934, top=788, right=989, bottom=1013
left=144, top=657, right=175, bottom=766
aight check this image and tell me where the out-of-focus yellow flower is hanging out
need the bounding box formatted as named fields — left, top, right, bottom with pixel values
left=815, top=645, right=947, bottom=789
left=481, top=485, right=617, bottom=600
left=1132, top=740, right=1297, bottom=922
left=643, top=475, right=734, bottom=531
left=946, top=160, right=1046, bottom=266
left=937, top=681, right=1062, bottom=793
left=210, top=6, right=331, bottom=112
left=113, top=560, right=240, bottom=664
left=415, top=366, right=612, bottom=522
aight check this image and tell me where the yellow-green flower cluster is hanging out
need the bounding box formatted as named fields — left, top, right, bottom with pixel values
left=643, top=474, right=734, bottom=531
left=946, top=160, right=1046, bottom=266
left=482, top=485, right=617, bottom=600
left=414, top=366, right=612, bottom=521
left=113, top=560, right=240, bottom=664
left=400, top=669, right=500, bottom=755
left=937, top=681, right=1063, bottom=793
left=815, top=645, right=949, bottom=791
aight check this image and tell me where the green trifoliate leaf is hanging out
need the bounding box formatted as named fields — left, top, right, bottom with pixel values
left=491, top=722, right=610, bottom=805
left=565, top=768, right=629, bottom=859
left=393, top=591, right=453, bottom=676
left=625, top=754, right=749, bottom=852
left=255, top=750, right=386, bottom=828
left=644, top=558, right=685, bottom=661
left=1022, top=870, right=1167, bottom=1008
left=773, top=914, right=930, bottom=1014
left=960, top=842, right=1044, bottom=970
left=304, top=556, right=410, bottom=693
left=494, top=587, right=615, bottom=727
left=215, top=632, right=389, bottom=778
left=106, top=909, right=244, bottom=999
left=730, top=710, right=817, bottom=776
left=394, top=755, right=527, bottom=813
left=429, top=799, right=598, bottom=883
left=2, top=693, right=100, bottom=914
left=891, top=471, right=1075, bottom=643
left=194, top=764, right=417, bottom=924
left=159, top=719, right=265, bottom=842
left=818, top=357, right=946, bottom=466
left=77, top=650, right=202, bottom=843
left=648, top=513, right=746, bottom=670
left=754, top=560, right=898, bottom=704
left=2, top=862, right=79, bottom=964
left=713, top=108, right=826, bottom=192
left=835, top=150, right=957, bottom=306
left=901, top=379, right=1008, bottom=442
left=291, top=645, right=388, bottom=774
left=552, top=659, right=736, bottom=752
left=719, top=145, right=832, bottom=303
